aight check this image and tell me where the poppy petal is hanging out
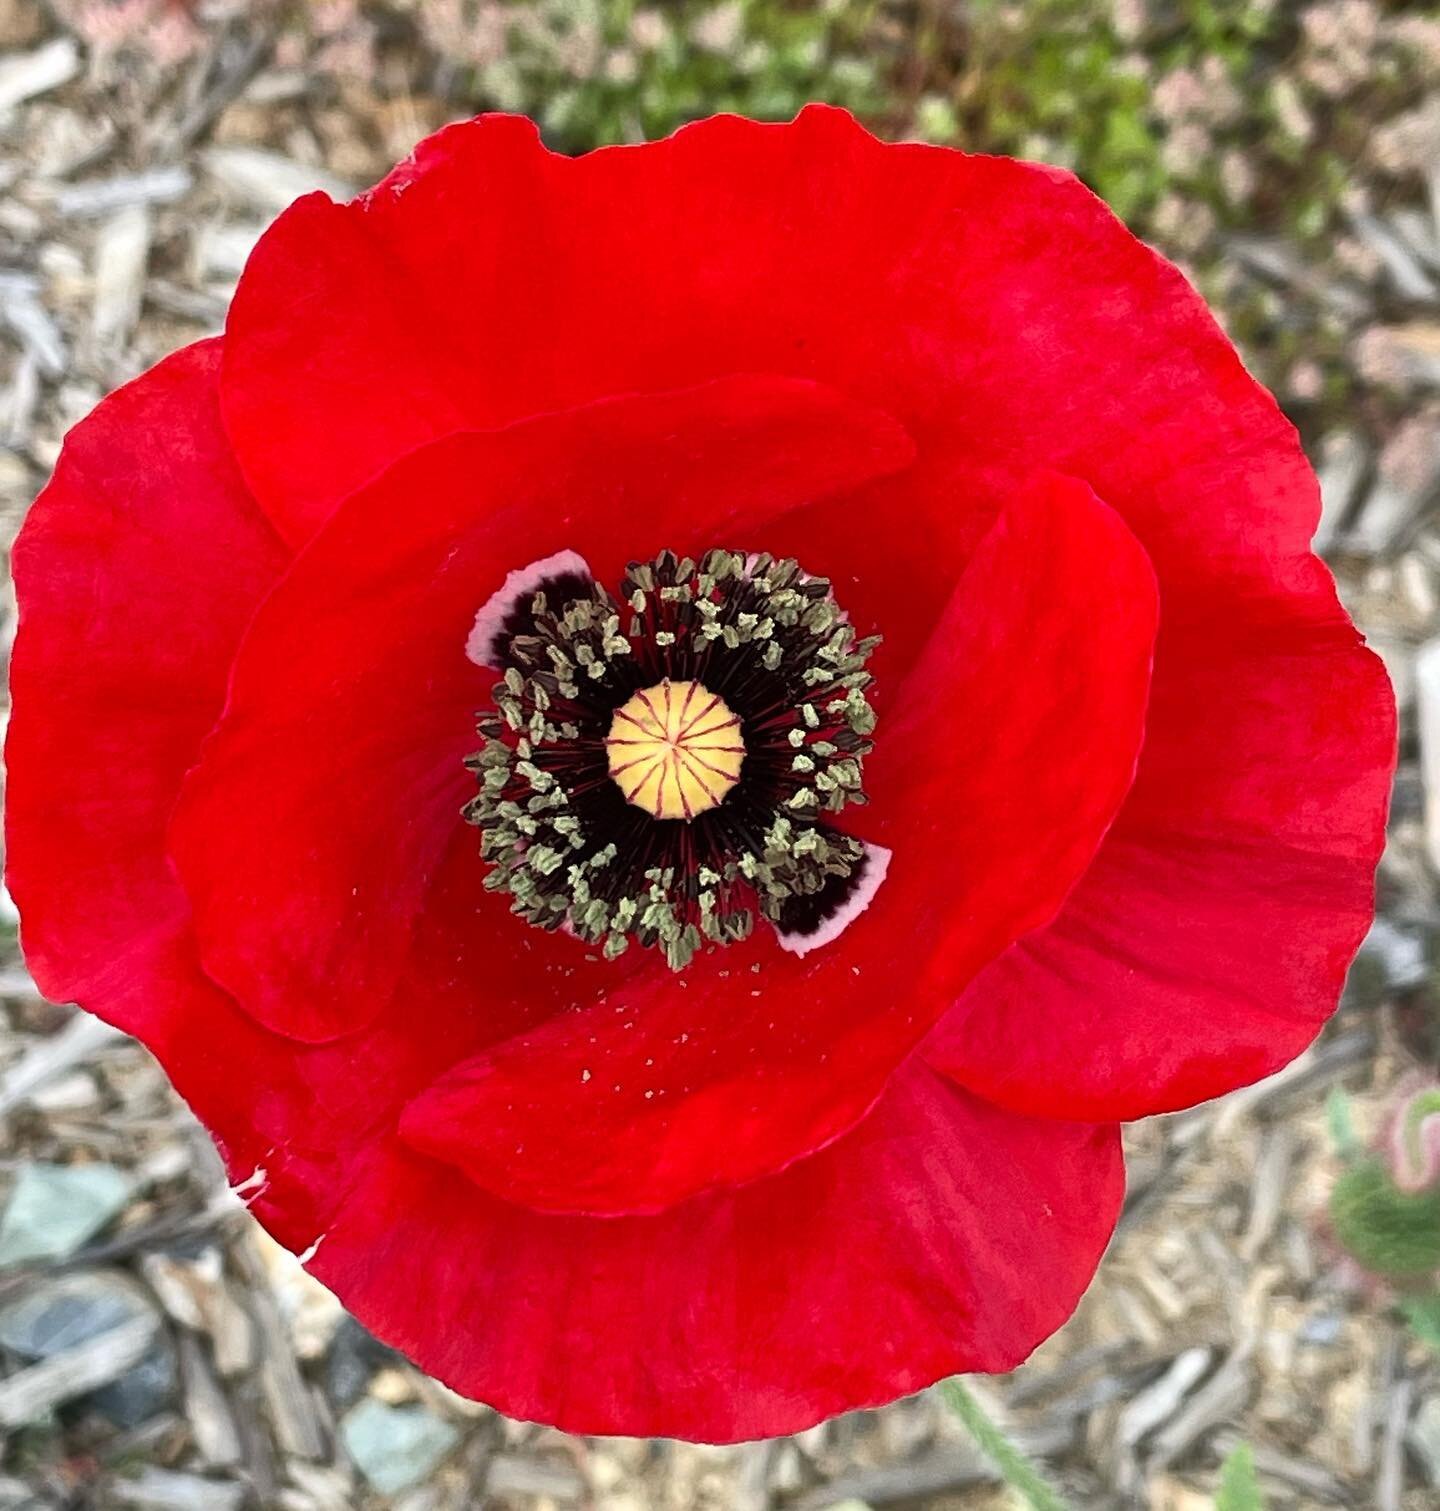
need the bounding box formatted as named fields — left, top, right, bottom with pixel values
left=167, top=376, right=915, bottom=1043
left=314, top=1066, right=1123, bottom=1441
left=5, top=340, right=288, bottom=1010
left=926, top=586, right=1395, bottom=1120
left=398, top=470, right=1157, bottom=1214
left=220, top=104, right=1317, bottom=602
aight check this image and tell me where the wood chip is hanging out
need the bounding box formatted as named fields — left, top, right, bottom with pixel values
left=53, top=167, right=193, bottom=218
left=0, top=1013, right=125, bottom=1117
left=234, top=1240, right=326, bottom=1459
left=1148, top=1346, right=1255, bottom=1470
left=201, top=146, right=353, bottom=214
left=1117, top=1349, right=1213, bottom=1451
left=1377, top=1375, right=1413, bottom=1511
left=90, top=204, right=152, bottom=356
left=108, top=1466, right=247, bottom=1511
left=0, top=36, right=79, bottom=114
left=484, top=1451, right=587, bottom=1501
left=1240, top=1125, right=1296, bottom=1262
left=794, top=1431, right=1071, bottom=1510
left=176, top=1333, right=242, bottom=1468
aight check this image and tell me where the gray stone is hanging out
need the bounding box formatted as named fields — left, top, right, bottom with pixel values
left=340, top=1398, right=460, bottom=1495
left=0, top=1270, right=176, bottom=1428
left=1298, top=1311, right=1343, bottom=1346
left=325, top=1316, right=400, bottom=1410
left=0, top=1162, right=131, bottom=1268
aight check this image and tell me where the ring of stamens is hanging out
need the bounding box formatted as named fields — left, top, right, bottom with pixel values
left=464, top=549, right=880, bottom=970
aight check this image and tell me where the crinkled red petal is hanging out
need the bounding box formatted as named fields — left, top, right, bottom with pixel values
left=316, top=1066, right=1123, bottom=1441
left=927, top=589, right=1396, bottom=1120
left=5, top=341, right=288, bottom=1009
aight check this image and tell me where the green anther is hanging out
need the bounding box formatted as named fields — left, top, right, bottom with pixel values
left=529, top=845, right=565, bottom=875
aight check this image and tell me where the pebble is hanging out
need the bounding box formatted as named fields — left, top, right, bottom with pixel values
left=0, top=1160, right=131, bottom=1267
left=340, top=1398, right=460, bottom=1495
left=1357, top=917, right=1430, bottom=994
left=325, top=1315, right=401, bottom=1410
left=0, top=1269, right=176, bottom=1427
left=1298, top=1312, right=1344, bottom=1346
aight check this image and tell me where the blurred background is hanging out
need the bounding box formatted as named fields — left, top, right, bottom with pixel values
left=0, top=1, right=1437, bottom=1507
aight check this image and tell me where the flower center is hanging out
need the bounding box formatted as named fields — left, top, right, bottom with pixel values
left=605, top=680, right=744, bottom=820
left=464, top=549, right=880, bottom=970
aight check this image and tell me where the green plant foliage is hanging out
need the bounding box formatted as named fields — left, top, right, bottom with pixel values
left=1215, top=1441, right=1265, bottom=1511
left=1330, top=1160, right=1440, bottom=1280
left=1326, top=1086, right=1360, bottom=1162
left=892, top=0, right=1434, bottom=436
left=1400, top=1293, right=1440, bottom=1355
left=426, top=0, right=884, bottom=151
left=903, top=0, right=1428, bottom=234
left=937, top=1379, right=1068, bottom=1511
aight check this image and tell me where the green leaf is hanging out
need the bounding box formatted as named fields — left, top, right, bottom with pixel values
left=1326, top=1086, right=1359, bottom=1161
left=1400, top=1293, right=1440, bottom=1354
left=1330, top=1161, right=1440, bottom=1279
left=1215, top=1441, right=1265, bottom=1511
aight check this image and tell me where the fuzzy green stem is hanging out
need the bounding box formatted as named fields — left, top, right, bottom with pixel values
left=937, top=1378, right=1071, bottom=1511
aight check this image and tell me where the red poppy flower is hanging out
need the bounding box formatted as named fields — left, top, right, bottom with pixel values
left=5, top=107, right=1394, bottom=1441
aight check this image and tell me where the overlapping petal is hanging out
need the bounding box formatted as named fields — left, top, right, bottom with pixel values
left=317, top=1067, right=1123, bottom=1442
left=926, top=586, right=1395, bottom=1120
left=166, top=376, right=914, bottom=1043
left=214, top=105, right=1393, bottom=1119
left=400, top=470, right=1156, bottom=1214
left=3, top=342, right=389, bottom=1249
left=221, top=104, right=1313, bottom=595
left=5, top=341, right=287, bottom=1009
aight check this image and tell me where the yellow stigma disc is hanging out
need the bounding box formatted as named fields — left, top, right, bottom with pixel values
left=605, top=679, right=745, bottom=820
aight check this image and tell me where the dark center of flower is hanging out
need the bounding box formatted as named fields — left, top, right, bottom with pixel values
left=464, top=549, right=880, bottom=970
